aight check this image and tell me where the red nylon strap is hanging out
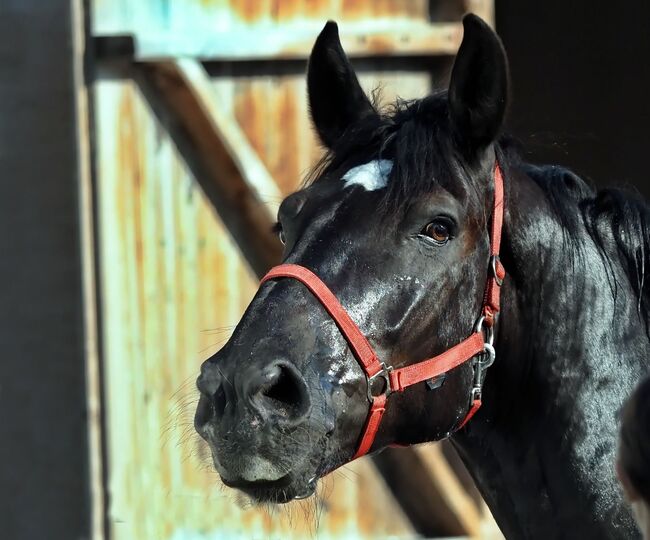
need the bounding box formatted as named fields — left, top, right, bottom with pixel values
left=483, top=163, right=506, bottom=325
left=457, top=398, right=482, bottom=430
left=490, top=164, right=505, bottom=254
left=261, top=264, right=384, bottom=378
left=352, top=393, right=387, bottom=459
left=389, top=332, right=485, bottom=392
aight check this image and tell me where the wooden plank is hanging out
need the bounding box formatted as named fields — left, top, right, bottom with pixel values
left=136, top=59, right=283, bottom=278
left=74, top=0, right=106, bottom=537
left=176, top=59, right=283, bottom=214
left=372, top=444, right=483, bottom=538
left=464, top=0, right=495, bottom=27
left=95, top=21, right=463, bottom=61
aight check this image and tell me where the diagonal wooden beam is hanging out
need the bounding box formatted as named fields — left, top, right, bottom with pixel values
left=136, top=59, right=283, bottom=278
left=136, top=58, right=486, bottom=537
left=373, top=445, right=483, bottom=538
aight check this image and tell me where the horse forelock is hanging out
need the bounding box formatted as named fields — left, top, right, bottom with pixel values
left=303, top=90, right=486, bottom=217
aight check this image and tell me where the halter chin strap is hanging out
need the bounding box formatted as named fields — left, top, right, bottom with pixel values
left=261, top=162, right=506, bottom=459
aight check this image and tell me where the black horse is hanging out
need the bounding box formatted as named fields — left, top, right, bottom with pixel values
left=195, top=14, right=649, bottom=539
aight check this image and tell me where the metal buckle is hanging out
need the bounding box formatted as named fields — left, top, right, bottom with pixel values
left=473, top=315, right=495, bottom=346
left=480, top=343, right=496, bottom=369
left=469, top=339, right=497, bottom=405
left=490, top=255, right=504, bottom=286
left=366, top=362, right=393, bottom=402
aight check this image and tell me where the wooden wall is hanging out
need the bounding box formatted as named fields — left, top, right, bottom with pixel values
left=95, top=72, right=422, bottom=540
left=92, top=1, right=496, bottom=538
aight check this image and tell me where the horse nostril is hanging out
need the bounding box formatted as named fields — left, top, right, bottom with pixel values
left=196, top=361, right=228, bottom=418
left=250, top=362, right=311, bottom=424
left=197, top=359, right=221, bottom=397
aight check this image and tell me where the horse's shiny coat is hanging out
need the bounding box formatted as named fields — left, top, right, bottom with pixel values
left=195, top=14, right=649, bottom=539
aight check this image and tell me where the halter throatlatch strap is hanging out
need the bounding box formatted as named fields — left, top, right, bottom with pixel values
left=260, top=162, right=506, bottom=459
left=483, top=164, right=506, bottom=326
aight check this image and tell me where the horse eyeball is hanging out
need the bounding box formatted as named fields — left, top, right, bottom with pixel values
left=421, top=220, right=451, bottom=245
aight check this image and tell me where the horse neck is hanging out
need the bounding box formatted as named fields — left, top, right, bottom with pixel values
left=452, top=165, right=646, bottom=539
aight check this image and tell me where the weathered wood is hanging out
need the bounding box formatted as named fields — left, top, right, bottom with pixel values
left=373, top=444, right=483, bottom=538
left=74, top=0, right=106, bottom=537
left=96, top=22, right=463, bottom=62
left=464, top=0, right=495, bottom=27
left=136, top=59, right=283, bottom=278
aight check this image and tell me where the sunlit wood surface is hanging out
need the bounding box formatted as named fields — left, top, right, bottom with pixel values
left=93, top=0, right=497, bottom=538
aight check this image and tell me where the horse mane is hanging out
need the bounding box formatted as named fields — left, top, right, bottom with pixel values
left=516, top=153, right=650, bottom=329
left=306, top=91, right=650, bottom=327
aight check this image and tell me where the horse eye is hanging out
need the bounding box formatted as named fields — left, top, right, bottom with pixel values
left=421, top=220, right=451, bottom=245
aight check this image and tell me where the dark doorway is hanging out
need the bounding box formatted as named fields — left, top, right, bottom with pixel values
left=496, top=1, right=650, bottom=197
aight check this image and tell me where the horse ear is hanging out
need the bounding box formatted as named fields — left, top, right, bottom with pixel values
left=307, top=21, right=376, bottom=148
left=448, top=14, right=509, bottom=152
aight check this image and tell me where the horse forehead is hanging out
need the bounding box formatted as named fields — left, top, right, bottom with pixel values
left=342, top=159, right=393, bottom=191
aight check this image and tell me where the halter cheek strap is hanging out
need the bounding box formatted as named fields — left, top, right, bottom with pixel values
left=260, top=162, right=506, bottom=459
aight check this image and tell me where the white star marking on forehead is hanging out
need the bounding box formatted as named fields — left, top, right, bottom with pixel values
left=342, top=159, right=393, bottom=191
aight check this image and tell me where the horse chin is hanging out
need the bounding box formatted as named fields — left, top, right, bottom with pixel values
left=211, top=444, right=326, bottom=504
left=223, top=473, right=318, bottom=504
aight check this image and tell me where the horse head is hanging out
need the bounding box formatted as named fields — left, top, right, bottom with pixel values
left=194, top=14, right=509, bottom=503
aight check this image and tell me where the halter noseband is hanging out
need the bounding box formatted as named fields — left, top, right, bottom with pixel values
left=260, top=163, right=506, bottom=459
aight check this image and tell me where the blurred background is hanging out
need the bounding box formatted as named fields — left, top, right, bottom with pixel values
left=0, top=1, right=648, bottom=539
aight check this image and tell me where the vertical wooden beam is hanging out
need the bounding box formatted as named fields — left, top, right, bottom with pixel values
left=74, top=0, right=106, bottom=537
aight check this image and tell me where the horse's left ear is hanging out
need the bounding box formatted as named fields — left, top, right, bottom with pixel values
left=307, top=21, right=377, bottom=148
left=448, top=14, right=509, bottom=152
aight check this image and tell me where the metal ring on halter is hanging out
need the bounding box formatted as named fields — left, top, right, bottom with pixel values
left=366, top=362, right=393, bottom=403
left=473, top=315, right=494, bottom=346
left=490, top=255, right=504, bottom=286
left=480, top=343, right=496, bottom=369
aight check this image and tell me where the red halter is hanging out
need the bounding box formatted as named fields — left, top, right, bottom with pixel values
left=261, top=163, right=506, bottom=459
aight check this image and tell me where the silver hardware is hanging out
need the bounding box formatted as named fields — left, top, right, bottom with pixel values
left=366, top=362, right=393, bottom=402
left=468, top=340, right=497, bottom=407
left=293, top=477, right=317, bottom=500
left=480, top=343, right=496, bottom=369
left=473, top=315, right=495, bottom=346
left=490, top=255, right=504, bottom=286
